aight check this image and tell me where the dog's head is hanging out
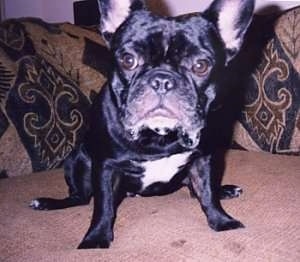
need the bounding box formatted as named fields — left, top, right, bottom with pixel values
left=98, top=0, right=254, bottom=149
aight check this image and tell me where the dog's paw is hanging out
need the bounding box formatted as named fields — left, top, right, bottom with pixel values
left=209, top=217, right=245, bottom=232
left=78, top=227, right=113, bottom=249
left=78, top=234, right=112, bottom=249
left=29, top=198, right=50, bottom=210
left=29, top=197, right=64, bottom=210
left=219, top=185, right=243, bottom=200
left=78, top=239, right=111, bottom=249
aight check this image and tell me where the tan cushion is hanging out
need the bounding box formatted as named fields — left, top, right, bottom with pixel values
left=1, top=150, right=299, bottom=261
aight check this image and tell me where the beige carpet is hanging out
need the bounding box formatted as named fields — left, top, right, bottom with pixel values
left=0, top=150, right=299, bottom=262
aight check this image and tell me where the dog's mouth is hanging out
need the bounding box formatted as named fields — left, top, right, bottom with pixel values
left=141, top=108, right=179, bottom=134
left=125, top=107, right=179, bottom=135
left=124, top=107, right=202, bottom=149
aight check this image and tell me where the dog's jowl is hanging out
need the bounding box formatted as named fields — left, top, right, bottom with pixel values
left=30, top=0, right=255, bottom=249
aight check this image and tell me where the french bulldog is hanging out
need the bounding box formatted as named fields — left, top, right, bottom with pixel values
left=30, top=0, right=255, bottom=249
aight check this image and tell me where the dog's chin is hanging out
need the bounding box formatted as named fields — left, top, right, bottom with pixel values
left=124, top=116, right=201, bottom=149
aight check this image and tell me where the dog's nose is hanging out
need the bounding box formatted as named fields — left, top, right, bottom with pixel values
left=150, top=73, right=175, bottom=93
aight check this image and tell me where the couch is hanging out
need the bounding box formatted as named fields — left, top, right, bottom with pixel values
left=0, top=5, right=299, bottom=262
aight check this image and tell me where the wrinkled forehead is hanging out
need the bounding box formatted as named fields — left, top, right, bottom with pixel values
left=112, top=10, right=217, bottom=53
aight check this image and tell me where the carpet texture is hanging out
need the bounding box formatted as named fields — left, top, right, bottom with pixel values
left=0, top=150, right=299, bottom=262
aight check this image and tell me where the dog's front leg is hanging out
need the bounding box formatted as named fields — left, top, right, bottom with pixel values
left=78, top=161, right=126, bottom=249
left=189, top=155, right=244, bottom=231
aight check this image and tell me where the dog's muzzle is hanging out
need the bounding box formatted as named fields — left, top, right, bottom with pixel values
left=122, top=69, right=203, bottom=149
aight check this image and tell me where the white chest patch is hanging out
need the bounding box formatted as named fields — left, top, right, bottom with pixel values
left=141, top=152, right=192, bottom=189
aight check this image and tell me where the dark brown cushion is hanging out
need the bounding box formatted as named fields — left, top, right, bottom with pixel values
left=233, top=7, right=300, bottom=154
left=0, top=18, right=109, bottom=177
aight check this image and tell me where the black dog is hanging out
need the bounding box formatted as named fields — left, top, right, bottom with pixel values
left=30, top=0, right=254, bottom=249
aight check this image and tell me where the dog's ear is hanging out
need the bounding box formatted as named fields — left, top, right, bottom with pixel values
left=204, top=0, right=255, bottom=63
left=97, top=0, right=145, bottom=43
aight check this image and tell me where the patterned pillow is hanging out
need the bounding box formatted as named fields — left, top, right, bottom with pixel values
left=232, top=7, right=300, bottom=155
left=6, top=56, right=91, bottom=171
left=0, top=18, right=110, bottom=177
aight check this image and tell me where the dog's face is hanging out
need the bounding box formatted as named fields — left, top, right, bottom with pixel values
left=98, top=0, right=254, bottom=149
left=111, top=13, right=220, bottom=149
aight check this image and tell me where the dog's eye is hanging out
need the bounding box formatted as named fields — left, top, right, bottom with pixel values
left=192, top=59, right=209, bottom=76
left=119, top=53, right=138, bottom=70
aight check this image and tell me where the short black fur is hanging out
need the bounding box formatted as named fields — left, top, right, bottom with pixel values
left=31, top=0, right=255, bottom=249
